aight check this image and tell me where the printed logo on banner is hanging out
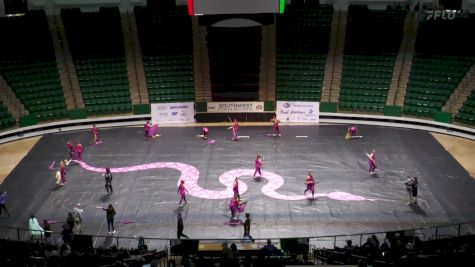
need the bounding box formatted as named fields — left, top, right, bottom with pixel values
left=208, top=105, right=216, bottom=111
left=276, top=101, right=319, bottom=123
left=217, top=103, right=254, bottom=112
left=207, top=102, right=265, bottom=113
left=170, top=105, right=188, bottom=110
left=151, top=102, right=195, bottom=124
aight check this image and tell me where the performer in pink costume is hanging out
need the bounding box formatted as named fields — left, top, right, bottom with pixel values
left=270, top=115, right=281, bottom=136
left=66, top=141, right=75, bottom=160
left=144, top=120, right=151, bottom=139
left=233, top=177, right=239, bottom=197
left=229, top=196, right=246, bottom=219
left=201, top=127, right=209, bottom=139
left=368, top=150, right=376, bottom=175
left=346, top=126, right=362, bottom=140
left=76, top=141, right=83, bottom=161
left=92, top=124, right=99, bottom=144
left=253, top=155, right=262, bottom=178
left=177, top=180, right=189, bottom=206
left=304, top=171, right=315, bottom=198
left=149, top=123, right=159, bottom=139
left=253, top=155, right=263, bottom=178
left=232, top=118, right=239, bottom=141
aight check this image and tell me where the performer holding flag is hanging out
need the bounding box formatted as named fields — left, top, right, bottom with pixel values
left=144, top=120, right=152, bottom=140
left=404, top=176, right=418, bottom=205
left=232, top=118, right=239, bottom=141
left=346, top=126, right=362, bottom=140
left=150, top=123, right=160, bottom=139
left=229, top=195, right=247, bottom=220
left=92, top=124, right=99, bottom=144
left=233, top=177, right=240, bottom=198
left=366, top=150, right=377, bottom=175
left=66, top=141, right=75, bottom=160
left=270, top=115, right=281, bottom=136
left=197, top=127, right=209, bottom=139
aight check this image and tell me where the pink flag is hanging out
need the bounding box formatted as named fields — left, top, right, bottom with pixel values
left=48, top=161, right=56, bottom=171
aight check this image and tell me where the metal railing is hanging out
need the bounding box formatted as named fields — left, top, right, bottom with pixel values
left=1, top=220, right=474, bottom=251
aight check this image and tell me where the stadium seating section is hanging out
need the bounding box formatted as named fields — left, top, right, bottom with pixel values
left=339, top=5, right=406, bottom=113
left=135, top=6, right=195, bottom=103
left=404, top=15, right=475, bottom=117
left=404, top=55, right=473, bottom=117
left=0, top=5, right=473, bottom=128
left=0, top=101, right=15, bottom=129
left=61, top=7, right=132, bottom=116
left=456, top=89, right=475, bottom=125
left=0, top=11, right=67, bottom=121
left=276, top=5, right=333, bottom=101
left=0, top=61, right=68, bottom=121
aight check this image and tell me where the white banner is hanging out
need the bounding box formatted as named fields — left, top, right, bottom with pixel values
left=207, top=102, right=265, bottom=113
left=276, top=101, right=320, bottom=123
left=151, top=102, right=195, bottom=124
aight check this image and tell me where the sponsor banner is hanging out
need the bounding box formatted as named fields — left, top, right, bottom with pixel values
left=276, top=101, right=320, bottom=123
left=207, top=102, right=265, bottom=113
left=151, top=102, right=195, bottom=124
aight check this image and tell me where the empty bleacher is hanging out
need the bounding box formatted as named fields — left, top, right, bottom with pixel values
left=276, top=4, right=333, bottom=101
left=61, top=7, right=132, bottom=115
left=135, top=6, right=194, bottom=103
left=403, top=15, right=475, bottom=117
left=0, top=10, right=68, bottom=121
left=339, top=5, right=406, bottom=113
left=0, top=101, right=15, bottom=129
left=456, top=89, right=475, bottom=125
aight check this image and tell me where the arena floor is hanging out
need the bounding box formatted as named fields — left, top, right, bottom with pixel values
left=1, top=124, right=475, bottom=250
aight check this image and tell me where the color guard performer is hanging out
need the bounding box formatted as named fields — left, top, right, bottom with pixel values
left=253, top=155, right=263, bottom=178
left=233, top=177, right=240, bottom=198
left=404, top=176, right=418, bottom=205
left=229, top=195, right=247, bottom=220
left=367, top=150, right=377, bottom=175
left=92, top=124, right=99, bottom=144
left=177, top=180, right=189, bottom=206
left=66, top=141, right=75, bottom=160
left=144, top=120, right=151, bottom=139
left=346, top=126, right=362, bottom=139
left=270, top=115, right=281, bottom=136
left=76, top=141, right=83, bottom=161
left=304, top=171, right=316, bottom=198
left=232, top=118, right=239, bottom=141
left=197, top=127, right=209, bottom=139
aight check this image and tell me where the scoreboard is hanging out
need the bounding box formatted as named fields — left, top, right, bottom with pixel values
left=188, top=0, right=285, bottom=15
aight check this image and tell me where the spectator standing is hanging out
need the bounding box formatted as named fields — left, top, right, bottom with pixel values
left=0, top=191, right=10, bottom=217
left=29, top=215, right=44, bottom=240
left=243, top=213, right=254, bottom=242
left=73, top=203, right=84, bottom=234
left=177, top=212, right=189, bottom=239
left=97, top=204, right=116, bottom=234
